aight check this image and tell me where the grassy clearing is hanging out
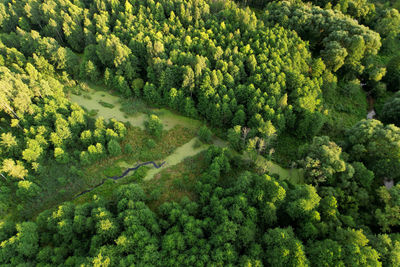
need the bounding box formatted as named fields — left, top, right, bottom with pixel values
left=321, top=82, right=367, bottom=140
left=143, top=137, right=208, bottom=181
left=14, top=162, right=87, bottom=220
left=254, top=155, right=304, bottom=184
left=273, top=133, right=305, bottom=168
left=142, top=152, right=207, bottom=211
left=73, top=166, right=149, bottom=205
left=82, top=125, right=196, bottom=188
left=69, top=84, right=204, bottom=130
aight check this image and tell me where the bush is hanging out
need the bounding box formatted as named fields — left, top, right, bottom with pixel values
left=144, top=114, right=163, bottom=138
left=193, top=139, right=203, bottom=148
left=80, top=151, right=91, bottom=166
left=54, top=147, right=69, bottom=164
left=99, top=100, right=115, bottom=109
left=198, top=126, right=212, bottom=143
left=16, top=181, right=41, bottom=199
left=132, top=78, right=144, bottom=97
left=107, top=140, right=122, bottom=156
left=380, top=93, right=400, bottom=126
left=124, top=143, right=134, bottom=154
left=146, top=138, right=156, bottom=149
left=385, top=55, right=400, bottom=92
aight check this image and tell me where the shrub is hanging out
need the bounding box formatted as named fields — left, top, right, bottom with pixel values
left=198, top=126, right=212, bottom=143
left=124, top=143, right=134, bottom=154
left=144, top=114, right=163, bottom=138
left=107, top=140, right=122, bottom=156
left=146, top=139, right=156, bottom=149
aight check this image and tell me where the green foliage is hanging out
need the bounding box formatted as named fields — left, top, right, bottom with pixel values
left=144, top=114, right=163, bottom=138
left=98, top=100, right=114, bottom=109
left=198, top=126, right=212, bottom=143
left=146, top=138, right=156, bottom=149
left=263, top=227, right=309, bottom=267
left=300, top=136, right=346, bottom=185
left=385, top=56, right=400, bottom=92
left=1, top=0, right=400, bottom=265
left=263, top=1, right=381, bottom=78
left=380, top=92, right=400, bottom=126
left=375, top=184, right=400, bottom=232
left=345, top=119, right=400, bottom=182
left=0, top=0, right=329, bottom=139
left=107, top=140, right=121, bottom=157
left=0, top=145, right=398, bottom=265
left=16, top=181, right=41, bottom=199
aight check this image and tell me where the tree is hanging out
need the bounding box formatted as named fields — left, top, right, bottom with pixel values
left=198, top=126, right=212, bottom=143
left=262, top=227, right=308, bottom=267
left=1, top=159, right=28, bottom=180
left=80, top=130, right=93, bottom=147
left=144, top=114, right=163, bottom=138
left=131, top=78, right=144, bottom=97
left=333, top=228, right=381, bottom=267
left=96, top=34, right=131, bottom=68
left=80, top=60, right=100, bottom=82
left=370, top=234, right=400, bottom=267
left=182, top=66, right=195, bottom=96
left=16, top=222, right=39, bottom=259
left=107, top=140, right=121, bottom=156
left=375, top=184, right=400, bottom=232
left=385, top=56, right=400, bottom=92
left=375, top=8, right=400, bottom=38
left=307, top=239, right=344, bottom=267
left=54, top=147, right=69, bottom=164
left=124, top=143, right=134, bottom=154
left=80, top=151, right=91, bottom=166
left=227, top=126, right=245, bottom=152
left=300, top=136, right=346, bottom=185
left=295, top=110, right=325, bottom=139
left=0, top=132, right=18, bottom=154
left=22, top=139, right=43, bottom=163
left=345, top=119, right=400, bottom=182
left=380, top=92, right=400, bottom=126
left=232, top=109, right=246, bottom=126
left=16, top=180, right=41, bottom=199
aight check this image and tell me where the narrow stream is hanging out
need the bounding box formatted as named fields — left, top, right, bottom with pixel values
left=73, top=161, right=165, bottom=199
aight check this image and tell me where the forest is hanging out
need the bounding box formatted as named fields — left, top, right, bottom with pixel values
left=0, top=0, right=399, bottom=266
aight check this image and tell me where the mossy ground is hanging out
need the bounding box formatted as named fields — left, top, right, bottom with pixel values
left=142, top=152, right=207, bottom=211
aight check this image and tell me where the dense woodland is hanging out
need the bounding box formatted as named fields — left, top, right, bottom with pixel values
left=0, top=0, right=400, bottom=266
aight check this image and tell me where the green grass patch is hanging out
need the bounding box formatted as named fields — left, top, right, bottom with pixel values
left=119, top=97, right=149, bottom=116
left=142, top=152, right=207, bottom=211
left=98, top=100, right=115, bottom=109
left=321, top=81, right=367, bottom=140
left=103, top=166, right=123, bottom=177
left=78, top=125, right=197, bottom=201
left=273, top=133, right=305, bottom=168
left=88, top=109, right=99, bottom=117
left=254, top=155, right=304, bottom=184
